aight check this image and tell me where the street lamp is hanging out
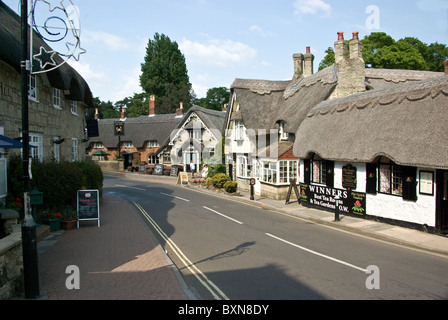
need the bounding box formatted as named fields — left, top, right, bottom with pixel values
left=20, top=0, right=85, bottom=299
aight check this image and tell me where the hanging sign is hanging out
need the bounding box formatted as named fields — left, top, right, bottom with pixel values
left=77, top=190, right=100, bottom=227
left=342, top=164, right=357, bottom=190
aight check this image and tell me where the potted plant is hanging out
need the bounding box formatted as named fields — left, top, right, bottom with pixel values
left=47, top=211, right=62, bottom=232
left=61, top=208, right=77, bottom=231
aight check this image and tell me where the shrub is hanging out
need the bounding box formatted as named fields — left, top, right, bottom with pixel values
left=208, top=164, right=227, bottom=178
left=212, top=173, right=231, bottom=189
left=224, top=181, right=238, bottom=193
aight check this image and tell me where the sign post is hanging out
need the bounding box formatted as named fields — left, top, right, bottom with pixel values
left=77, top=190, right=100, bottom=228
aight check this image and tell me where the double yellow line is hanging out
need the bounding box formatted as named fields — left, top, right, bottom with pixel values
left=133, top=202, right=229, bottom=300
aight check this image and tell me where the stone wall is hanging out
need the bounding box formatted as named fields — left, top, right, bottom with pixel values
left=0, top=233, right=24, bottom=300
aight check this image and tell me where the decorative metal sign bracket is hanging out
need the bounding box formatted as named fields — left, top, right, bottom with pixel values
left=30, top=0, right=86, bottom=74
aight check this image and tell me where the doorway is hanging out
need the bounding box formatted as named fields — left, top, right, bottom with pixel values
left=436, top=170, right=448, bottom=234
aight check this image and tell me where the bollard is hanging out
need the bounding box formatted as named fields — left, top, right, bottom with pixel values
left=334, top=196, right=341, bottom=222
left=250, top=185, right=255, bottom=201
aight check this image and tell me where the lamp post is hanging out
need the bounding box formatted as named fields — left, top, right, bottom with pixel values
left=21, top=0, right=40, bottom=299
left=19, top=0, right=86, bottom=299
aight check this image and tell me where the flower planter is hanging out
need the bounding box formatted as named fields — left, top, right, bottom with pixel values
left=49, top=220, right=61, bottom=232
left=61, top=220, right=76, bottom=231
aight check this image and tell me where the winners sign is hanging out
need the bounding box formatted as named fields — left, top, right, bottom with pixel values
left=300, top=184, right=366, bottom=217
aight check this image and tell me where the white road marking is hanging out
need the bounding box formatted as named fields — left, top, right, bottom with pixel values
left=266, top=233, right=367, bottom=273
left=203, top=206, right=244, bottom=225
left=133, top=202, right=229, bottom=300
left=160, top=192, right=191, bottom=202
left=115, top=184, right=146, bottom=191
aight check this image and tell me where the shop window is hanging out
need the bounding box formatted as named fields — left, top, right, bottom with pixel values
left=311, top=155, right=327, bottom=185
left=379, top=159, right=403, bottom=196
left=263, top=162, right=277, bottom=184
left=279, top=160, right=298, bottom=184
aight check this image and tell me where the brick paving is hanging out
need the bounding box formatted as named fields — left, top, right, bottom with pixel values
left=38, top=194, right=190, bottom=300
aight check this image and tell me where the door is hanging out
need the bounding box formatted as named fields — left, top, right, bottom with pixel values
left=436, top=170, right=448, bottom=233
left=253, top=161, right=262, bottom=195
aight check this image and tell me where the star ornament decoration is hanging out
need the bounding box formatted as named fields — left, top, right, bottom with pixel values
left=33, top=46, right=58, bottom=70
left=31, top=0, right=86, bottom=74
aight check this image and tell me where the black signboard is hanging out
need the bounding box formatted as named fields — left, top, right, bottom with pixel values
left=77, top=190, right=100, bottom=227
left=171, top=166, right=179, bottom=177
left=299, top=183, right=366, bottom=217
left=114, top=121, right=125, bottom=136
left=285, top=180, right=300, bottom=205
left=154, top=164, right=164, bottom=175
left=342, top=164, right=357, bottom=190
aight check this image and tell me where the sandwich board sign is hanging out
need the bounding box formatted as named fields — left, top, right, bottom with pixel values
left=77, top=190, right=100, bottom=228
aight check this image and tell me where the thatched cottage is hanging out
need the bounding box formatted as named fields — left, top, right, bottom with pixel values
left=224, top=31, right=447, bottom=233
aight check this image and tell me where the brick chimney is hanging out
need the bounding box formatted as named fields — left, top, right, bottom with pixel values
left=444, top=59, right=448, bottom=75
left=293, top=53, right=304, bottom=79
left=149, top=95, right=156, bottom=117
left=330, top=31, right=366, bottom=99
left=304, top=46, right=314, bottom=77
left=176, top=102, right=184, bottom=118
left=120, top=107, right=127, bottom=121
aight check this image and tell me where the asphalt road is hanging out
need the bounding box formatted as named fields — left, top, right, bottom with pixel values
left=104, top=173, right=448, bottom=300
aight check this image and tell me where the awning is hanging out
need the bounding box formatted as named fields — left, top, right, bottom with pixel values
left=0, top=135, right=37, bottom=149
left=0, top=135, right=23, bottom=149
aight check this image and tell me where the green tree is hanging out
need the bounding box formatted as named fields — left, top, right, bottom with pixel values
left=140, top=33, right=193, bottom=113
left=318, top=32, right=447, bottom=72
left=318, top=47, right=335, bottom=71
left=195, top=87, right=230, bottom=111
left=115, top=93, right=148, bottom=118
left=93, top=97, right=119, bottom=119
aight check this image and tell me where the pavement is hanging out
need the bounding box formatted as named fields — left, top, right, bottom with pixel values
left=36, top=172, right=448, bottom=300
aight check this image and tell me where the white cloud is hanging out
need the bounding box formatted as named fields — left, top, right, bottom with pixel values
left=249, top=25, right=275, bottom=38
left=179, top=38, right=257, bottom=67
left=83, top=29, right=130, bottom=51
left=293, top=0, right=332, bottom=16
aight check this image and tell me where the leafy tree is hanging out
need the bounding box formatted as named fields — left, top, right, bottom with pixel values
left=115, top=93, right=148, bottom=118
left=195, top=87, right=230, bottom=111
left=318, top=47, right=335, bottom=71
left=93, top=97, right=119, bottom=119
left=140, top=33, right=193, bottom=113
left=318, top=32, right=447, bottom=72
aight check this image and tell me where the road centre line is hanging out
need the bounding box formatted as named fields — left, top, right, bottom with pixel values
left=133, top=202, right=229, bottom=300
left=203, top=206, right=244, bottom=225
left=266, top=233, right=367, bottom=273
left=160, top=192, right=191, bottom=202
left=115, top=184, right=146, bottom=191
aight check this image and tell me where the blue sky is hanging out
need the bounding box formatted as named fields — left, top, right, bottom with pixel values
left=4, top=0, right=448, bottom=103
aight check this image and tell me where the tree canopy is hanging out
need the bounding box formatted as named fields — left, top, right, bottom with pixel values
left=318, top=32, right=448, bottom=72
left=140, top=33, right=194, bottom=113
left=195, top=87, right=230, bottom=111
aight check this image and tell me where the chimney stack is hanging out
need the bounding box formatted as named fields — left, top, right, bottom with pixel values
left=120, top=107, right=127, bottom=121
left=330, top=31, right=366, bottom=100
left=304, top=46, right=314, bottom=77
left=149, top=95, right=156, bottom=117
left=293, top=53, right=304, bottom=79
left=334, top=32, right=348, bottom=64
left=350, top=32, right=363, bottom=60
left=444, top=59, right=448, bottom=75
left=176, top=102, right=184, bottom=117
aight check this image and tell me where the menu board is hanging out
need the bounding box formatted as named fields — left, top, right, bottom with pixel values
left=342, top=164, right=357, bottom=190
left=77, top=190, right=100, bottom=227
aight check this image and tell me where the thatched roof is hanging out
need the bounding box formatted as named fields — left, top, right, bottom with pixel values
left=227, top=66, right=338, bottom=135
left=0, top=1, right=93, bottom=107
left=156, top=105, right=226, bottom=154
left=293, top=75, right=448, bottom=170
left=226, top=64, right=443, bottom=139
left=89, top=114, right=182, bottom=149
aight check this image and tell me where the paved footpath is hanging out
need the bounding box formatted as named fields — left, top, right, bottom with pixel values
left=38, top=194, right=193, bottom=300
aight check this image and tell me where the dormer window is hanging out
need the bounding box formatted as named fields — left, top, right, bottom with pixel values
left=279, top=121, right=288, bottom=140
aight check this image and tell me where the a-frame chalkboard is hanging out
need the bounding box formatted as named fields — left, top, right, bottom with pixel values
left=285, top=180, right=301, bottom=205
left=77, top=190, right=100, bottom=228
